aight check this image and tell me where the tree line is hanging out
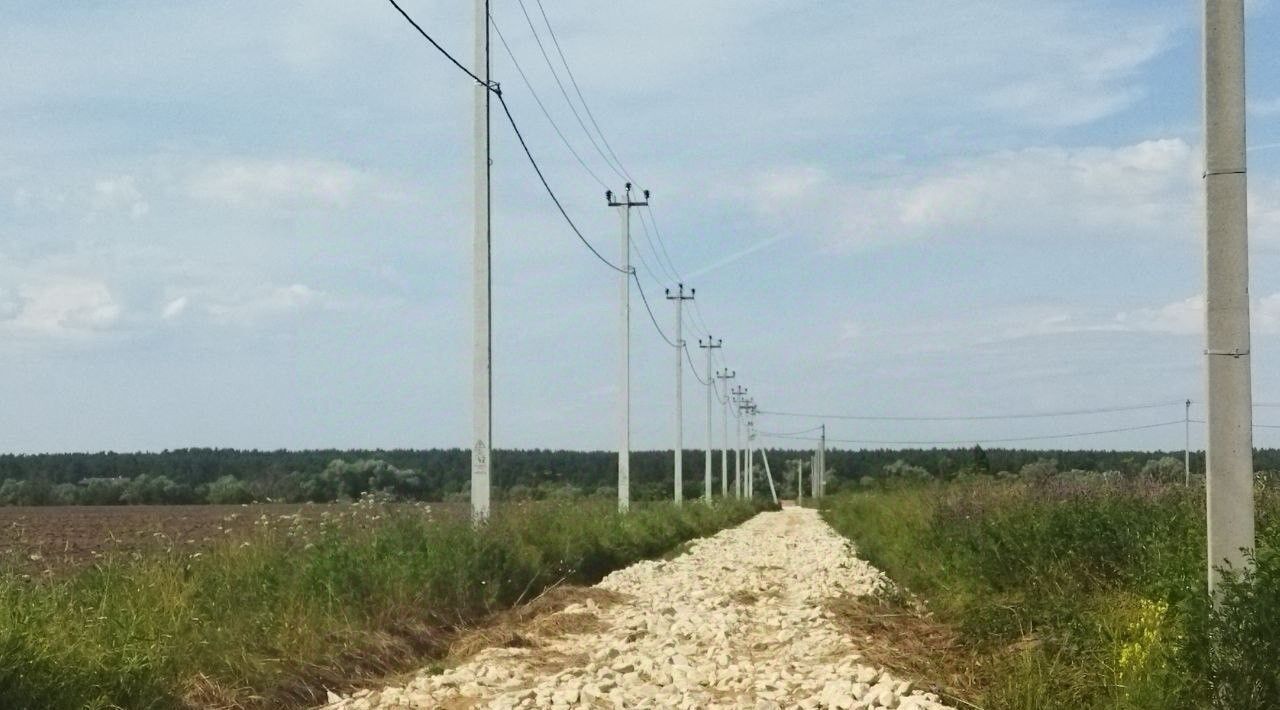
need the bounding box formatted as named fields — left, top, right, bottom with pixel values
left=0, top=445, right=1244, bottom=506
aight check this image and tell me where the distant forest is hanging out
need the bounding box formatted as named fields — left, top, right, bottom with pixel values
left=0, top=445, right=1243, bottom=506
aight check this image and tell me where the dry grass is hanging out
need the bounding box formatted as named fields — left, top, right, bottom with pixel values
left=825, top=592, right=989, bottom=709
left=447, top=585, right=626, bottom=662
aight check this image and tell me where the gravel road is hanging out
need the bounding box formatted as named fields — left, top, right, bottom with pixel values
left=322, top=506, right=952, bottom=709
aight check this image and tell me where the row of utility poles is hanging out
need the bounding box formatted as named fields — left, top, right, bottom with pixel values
left=469, top=0, right=1252, bottom=608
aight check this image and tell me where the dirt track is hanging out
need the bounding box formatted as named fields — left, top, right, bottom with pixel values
left=322, top=506, right=952, bottom=709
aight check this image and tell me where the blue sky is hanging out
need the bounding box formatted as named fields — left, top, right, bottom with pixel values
left=3, top=0, right=1280, bottom=454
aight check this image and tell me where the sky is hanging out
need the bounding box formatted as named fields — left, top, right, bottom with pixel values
left=3, top=0, right=1280, bottom=454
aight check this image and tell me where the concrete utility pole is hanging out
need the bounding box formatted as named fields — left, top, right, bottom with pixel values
left=732, top=386, right=747, bottom=497
left=666, top=284, right=695, bottom=504
left=717, top=369, right=735, bottom=497
left=745, top=414, right=752, bottom=499
left=811, top=451, right=818, bottom=499
left=470, top=0, right=492, bottom=523
left=760, top=448, right=780, bottom=505
left=797, top=459, right=804, bottom=505
left=700, top=338, right=722, bottom=501
left=818, top=423, right=827, bottom=498
left=1203, top=0, right=1254, bottom=593
left=1185, top=398, right=1192, bottom=487
left=607, top=184, right=649, bottom=513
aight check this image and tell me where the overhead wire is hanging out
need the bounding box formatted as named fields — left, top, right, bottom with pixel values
left=632, top=272, right=679, bottom=347
left=495, top=93, right=630, bottom=274
left=683, top=344, right=711, bottom=386
left=511, top=0, right=626, bottom=182
left=533, top=0, right=636, bottom=183
left=386, top=0, right=488, bottom=87
left=386, top=0, right=744, bottom=402
left=491, top=17, right=609, bottom=190
left=763, top=420, right=1188, bottom=447
left=384, top=0, right=628, bottom=275
left=757, top=401, right=1187, bottom=422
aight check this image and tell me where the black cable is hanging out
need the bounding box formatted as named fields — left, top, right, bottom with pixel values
left=684, top=343, right=711, bottom=386
left=758, top=425, right=825, bottom=437
left=495, top=92, right=630, bottom=274
left=534, top=0, right=635, bottom=183
left=758, top=401, right=1186, bottom=422
left=491, top=17, right=609, bottom=190
left=385, top=0, right=489, bottom=88
left=632, top=272, right=678, bottom=347
left=512, top=0, right=625, bottom=182
left=765, top=420, right=1186, bottom=447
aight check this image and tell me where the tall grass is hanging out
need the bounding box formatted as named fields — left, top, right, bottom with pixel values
left=0, top=497, right=765, bottom=710
left=822, top=478, right=1280, bottom=709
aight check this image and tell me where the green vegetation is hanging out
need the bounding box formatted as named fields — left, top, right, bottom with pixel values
left=821, top=477, right=1280, bottom=709
left=0, top=497, right=766, bottom=710
left=0, top=444, right=1257, bottom=505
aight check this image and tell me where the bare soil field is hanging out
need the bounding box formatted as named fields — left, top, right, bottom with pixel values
left=0, top=503, right=464, bottom=574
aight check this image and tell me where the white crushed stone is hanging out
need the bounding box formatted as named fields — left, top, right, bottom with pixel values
left=320, top=506, right=953, bottom=709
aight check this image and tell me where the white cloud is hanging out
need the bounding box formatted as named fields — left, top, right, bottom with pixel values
left=90, top=176, right=149, bottom=219
left=186, top=158, right=367, bottom=209
left=205, top=283, right=323, bottom=325
left=1250, top=97, right=1280, bottom=117
left=161, top=296, right=189, bottom=320
left=1113, top=293, right=1280, bottom=336
left=746, top=138, right=1280, bottom=252
left=1115, top=295, right=1205, bottom=335
left=0, top=278, right=123, bottom=337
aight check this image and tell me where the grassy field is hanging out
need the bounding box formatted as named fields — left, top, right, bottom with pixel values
left=821, top=478, right=1280, bottom=710
left=0, top=496, right=767, bottom=710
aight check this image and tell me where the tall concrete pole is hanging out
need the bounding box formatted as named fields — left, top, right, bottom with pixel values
left=1185, top=398, right=1192, bottom=487
left=700, top=339, right=721, bottom=501
left=818, top=423, right=826, bottom=498
left=717, top=369, right=735, bottom=497
left=1204, top=0, right=1254, bottom=593
left=470, top=0, right=492, bottom=523
left=607, top=185, right=648, bottom=512
left=666, top=284, right=694, bottom=504
left=797, top=459, right=804, bottom=505
left=732, top=386, right=747, bottom=497
left=760, top=447, right=779, bottom=505
left=747, top=406, right=752, bottom=498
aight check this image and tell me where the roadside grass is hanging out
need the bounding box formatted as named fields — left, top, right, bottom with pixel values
left=0, top=497, right=766, bottom=710
left=821, top=478, right=1280, bottom=709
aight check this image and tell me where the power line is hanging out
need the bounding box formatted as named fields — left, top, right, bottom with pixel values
left=495, top=92, right=629, bottom=274
left=642, top=205, right=689, bottom=287
left=385, top=0, right=489, bottom=88
left=684, top=343, right=710, bottom=386
left=632, top=271, right=678, bottom=347
left=758, top=400, right=1187, bottom=422
left=635, top=207, right=681, bottom=285
left=384, top=0, right=627, bottom=275
left=758, top=425, right=825, bottom=437
left=763, top=419, right=1187, bottom=447
left=511, top=0, right=625, bottom=182
left=491, top=17, right=609, bottom=190
left=533, top=0, right=635, bottom=183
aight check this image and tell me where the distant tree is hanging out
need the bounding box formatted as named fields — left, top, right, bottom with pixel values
left=205, top=475, right=253, bottom=504
left=883, top=460, right=931, bottom=480
left=1139, top=456, right=1183, bottom=483
left=1019, top=458, right=1059, bottom=481
left=972, top=445, right=991, bottom=473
